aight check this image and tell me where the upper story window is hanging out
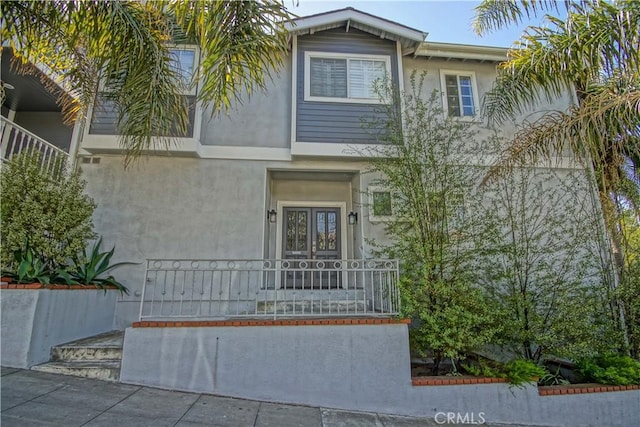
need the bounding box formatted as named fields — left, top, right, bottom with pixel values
left=440, top=70, right=479, bottom=118
left=169, top=47, right=197, bottom=94
left=304, top=52, right=391, bottom=104
left=90, top=46, right=198, bottom=137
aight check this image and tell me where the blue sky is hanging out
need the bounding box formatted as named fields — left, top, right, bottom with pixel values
left=288, top=0, right=548, bottom=48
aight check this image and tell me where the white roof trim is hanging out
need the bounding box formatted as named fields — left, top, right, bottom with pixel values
left=286, top=8, right=426, bottom=43
left=415, top=42, right=508, bottom=62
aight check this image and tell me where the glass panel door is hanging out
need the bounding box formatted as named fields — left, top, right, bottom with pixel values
left=281, top=207, right=341, bottom=289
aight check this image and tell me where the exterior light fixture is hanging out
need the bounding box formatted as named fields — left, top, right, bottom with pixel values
left=267, top=209, right=277, bottom=223
left=348, top=211, right=358, bottom=225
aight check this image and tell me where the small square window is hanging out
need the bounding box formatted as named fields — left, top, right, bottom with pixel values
left=440, top=71, right=478, bottom=117
left=369, top=186, right=402, bottom=222
left=372, top=191, right=393, bottom=217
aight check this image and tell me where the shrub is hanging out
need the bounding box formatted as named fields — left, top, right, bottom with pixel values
left=1, top=152, right=96, bottom=270
left=577, top=354, right=640, bottom=385
left=504, top=359, right=548, bottom=387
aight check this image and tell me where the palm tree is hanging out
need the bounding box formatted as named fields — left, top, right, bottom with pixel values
left=1, top=0, right=291, bottom=165
left=473, top=0, right=640, bottom=354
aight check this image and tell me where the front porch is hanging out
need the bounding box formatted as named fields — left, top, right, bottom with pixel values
left=1, top=46, right=75, bottom=172
left=139, top=258, right=400, bottom=320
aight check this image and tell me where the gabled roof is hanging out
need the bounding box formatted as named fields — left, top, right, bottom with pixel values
left=286, top=7, right=427, bottom=51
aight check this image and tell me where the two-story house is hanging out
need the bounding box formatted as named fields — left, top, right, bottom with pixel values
left=73, top=8, right=558, bottom=328
left=4, top=8, right=623, bottom=423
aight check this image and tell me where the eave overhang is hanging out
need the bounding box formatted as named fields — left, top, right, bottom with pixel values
left=286, top=7, right=427, bottom=52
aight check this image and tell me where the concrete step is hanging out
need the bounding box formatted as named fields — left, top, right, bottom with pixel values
left=31, top=360, right=121, bottom=382
left=51, top=330, right=123, bottom=362
left=257, top=299, right=367, bottom=315
left=31, top=330, right=124, bottom=382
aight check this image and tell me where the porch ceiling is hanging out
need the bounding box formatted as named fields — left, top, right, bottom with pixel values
left=270, top=170, right=356, bottom=182
left=1, top=47, right=65, bottom=112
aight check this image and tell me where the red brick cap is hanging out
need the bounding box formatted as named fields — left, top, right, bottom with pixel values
left=538, top=383, right=640, bottom=396
left=411, top=376, right=508, bottom=386
left=132, top=318, right=411, bottom=328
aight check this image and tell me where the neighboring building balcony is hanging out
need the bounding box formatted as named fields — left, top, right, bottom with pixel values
left=139, top=258, right=400, bottom=320
left=0, top=116, right=71, bottom=175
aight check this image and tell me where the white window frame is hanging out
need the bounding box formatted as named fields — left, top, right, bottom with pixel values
left=304, top=51, right=391, bottom=104
left=368, top=186, right=400, bottom=222
left=439, top=69, right=479, bottom=119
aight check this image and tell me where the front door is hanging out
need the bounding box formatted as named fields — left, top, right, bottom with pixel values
left=282, top=207, right=341, bottom=289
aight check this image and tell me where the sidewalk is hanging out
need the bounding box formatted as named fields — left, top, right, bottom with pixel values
left=2, top=367, right=437, bottom=426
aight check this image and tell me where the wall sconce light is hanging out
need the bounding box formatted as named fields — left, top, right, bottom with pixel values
left=348, top=211, right=358, bottom=225
left=267, top=209, right=277, bottom=223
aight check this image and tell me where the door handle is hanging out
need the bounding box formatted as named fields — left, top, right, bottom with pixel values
left=311, top=241, right=316, bottom=259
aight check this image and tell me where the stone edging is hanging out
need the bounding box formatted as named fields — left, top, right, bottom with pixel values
left=132, top=318, right=411, bottom=328
left=412, top=376, right=507, bottom=386
left=538, top=384, right=640, bottom=396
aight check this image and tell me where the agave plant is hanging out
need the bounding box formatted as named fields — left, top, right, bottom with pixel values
left=2, top=241, right=54, bottom=285
left=62, top=237, right=134, bottom=294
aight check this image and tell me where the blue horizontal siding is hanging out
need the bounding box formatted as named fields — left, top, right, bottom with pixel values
left=89, top=94, right=196, bottom=138
left=297, top=28, right=398, bottom=144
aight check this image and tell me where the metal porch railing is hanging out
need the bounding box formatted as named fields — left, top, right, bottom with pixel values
left=1, top=116, right=71, bottom=176
left=139, top=259, right=400, bottom=320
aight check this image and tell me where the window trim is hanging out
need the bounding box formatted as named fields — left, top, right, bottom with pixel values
left=304, top=51, right=391, bottom=104
left=439, top=69, right=479, bottom=119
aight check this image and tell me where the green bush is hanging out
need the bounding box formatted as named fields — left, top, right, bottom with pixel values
left=1, top=152, right=96, bottom=270
left=462, top=358, right=548, bottom=387
left=504, top=359, right=548, bottom=387
left=577, top=354, right=640, bottom=385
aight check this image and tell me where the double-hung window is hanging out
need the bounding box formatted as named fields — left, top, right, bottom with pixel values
left=305, top=52, right=391, bottom=103
left=440, top=70, right=478, bottom=118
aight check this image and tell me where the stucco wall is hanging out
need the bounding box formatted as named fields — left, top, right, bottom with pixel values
left=1, top=289, right=117, bottom=368
left=81, top=156, right=370, bottom=327
left=199, top=61, right=291, bottom=148
left=121, top=324, right=640, bottom=426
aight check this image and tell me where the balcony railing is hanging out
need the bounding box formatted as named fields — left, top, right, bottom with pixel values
left=1, top=116, right=71, bottom=176
left=139, top=259, right=400, bottom=320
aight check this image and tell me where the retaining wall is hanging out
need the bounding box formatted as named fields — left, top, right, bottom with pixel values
left=120, top=320, right=640, bottom=427
left=1, top=287, right=118, bottom=368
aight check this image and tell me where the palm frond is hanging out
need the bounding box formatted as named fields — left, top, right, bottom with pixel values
left=483, top=88, right=640, bottom=188
left=473, top=0, right=568, bottom=35
left=168, top=0, right=291, bottom=114
left=484, top=1, right=640, bottom=124
left=1, top=0, right=292, bottom=165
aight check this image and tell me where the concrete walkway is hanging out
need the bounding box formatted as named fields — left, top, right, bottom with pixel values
left=1, top=368, right=541, bottom=426
left=2, top=367, right=444, bottom=426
